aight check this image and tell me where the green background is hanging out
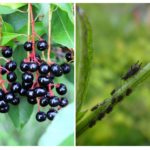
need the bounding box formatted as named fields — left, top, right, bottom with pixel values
left=77, top=3, right=150, bottom=146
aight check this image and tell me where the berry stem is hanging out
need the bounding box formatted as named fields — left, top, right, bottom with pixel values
left=0, top=57, right=9, bottom=62
left=27, top=3, right=31, bottom=60
left=0, top=66, right=9, bottom=73
left=29, top=3, right=36, bottom=60
left=76, top=62, right=150, bottom=138
left=36, top=98, right=40, bottom=112
left=0, top=75, right=7, bottom=93
left=47, top=6, right=52, bottom=64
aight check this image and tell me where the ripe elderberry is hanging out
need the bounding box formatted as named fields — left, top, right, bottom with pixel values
left=7, top=72, right=17, bottom=82
left=47, top=109, right=57, bottom=120
left=2, top=46, right=12, bottom=58
left=56, top=84, right=67, bottom=95
left=37, top=40, right=48, bottom=51
left=5, top=60, right=17, bottom=71
left=24, top=41, right=32, bottom=51
left=36, top=111, right=46, bottom=122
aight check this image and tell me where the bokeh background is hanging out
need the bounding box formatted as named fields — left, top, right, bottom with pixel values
left=77, top=3, right=150, bottom=146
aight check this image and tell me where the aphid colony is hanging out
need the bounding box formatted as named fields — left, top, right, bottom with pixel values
left=89, top=61, right=142, bottom=128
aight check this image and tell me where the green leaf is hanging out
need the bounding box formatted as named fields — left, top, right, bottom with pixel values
left=38, top=103, right=74, bottom=146
left=1, top=32, right=27, bottom=45
left=59, top=133, right=74, bottom=146
left=76, top=8, right=94, bottom=112
left=0, top=4, right=26, bottom=14
left=54, top=3, right=74, bottom=23
left=2, top=10, right=28, bottom=31
left=52, top=7, right=74, bottom=48
left=17, top=22, right=46, bottom=44
left=8, top=45, right=33, bottom=129
left=8, top=96, right=33, bottom=129
left=2, top=22, right=14, bottom=32
left=0, top=3, right=26, bottom=10
left=34, top=4, right=49, bottom=29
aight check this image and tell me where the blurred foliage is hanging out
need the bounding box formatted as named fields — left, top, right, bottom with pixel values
left=0, top=3, right=74, bottom=146
left=77, top=3, right=150, bottom=145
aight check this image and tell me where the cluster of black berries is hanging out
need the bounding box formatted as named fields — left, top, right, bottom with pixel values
left=0, top=40, right=73, bottom=122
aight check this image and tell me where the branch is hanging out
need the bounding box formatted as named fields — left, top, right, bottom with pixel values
left=76, top=62, right=150, bottom=137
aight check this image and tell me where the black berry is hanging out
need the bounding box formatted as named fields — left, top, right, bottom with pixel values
left=37, top=40, right=48, bottom=51
left=59, top=97, right=68, bottom=107
left=56, top=84, right=67, bottom=95
left=49, top=96, right=60, bottom=107
left=26, top=89, right=35, bottom=98
left=27, top=98, right=37, bottom=104
left=20, top=61, right=29, bottom=72
left=0, top=89, right=4, bottom=99
left=38, top=75, right=50, bottom=86
left=24, top=41, right=32, bottom=51
left=11, top=97, right=20, bottom=105
left=34, top=87, right=46, bottom=97
left=0, top=103, right=9, bottom=113
left=39, top=63, right=49, bottom=74
left=7, top=72, right=17, bottom=82
left=22, top=81, right=33, bottom=90
left=47, top=109, right=57, bottom=120
left=2, top=46, right=12, bottom=58
left=36, top=111, right=46, bottom=122
left=22, top=72, right=34, bottom=83
left=11, top=82, right=21, bottom=93
left=50, top=64, right=63, bottom=77
left=61, top=63, right=71, bottom=74
left=5, top=92, right=14, bottom=103
left=29, top=62, right=38, bottom=72
left=5, top=60, right=17, bottom=71
left=40, top=97, right=49, bottom=107
left=19, top=88, right=27, bottom=96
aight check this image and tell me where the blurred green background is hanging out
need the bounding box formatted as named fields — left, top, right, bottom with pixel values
left=77, top=3, right=150, bottom=146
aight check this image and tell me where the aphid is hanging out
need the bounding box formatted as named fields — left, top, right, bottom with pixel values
left=110, top=89, right=116, bottom=95
left=117, top=95, right=124, bottom=102
left=111, top=98, right=116, bottom=105
left=106, top=105, right=113, bottom=114
left=88, top=119, right=96, bottom=128
left=122, top=61, right=142, bottom=80
left=97, top=112, right=105, bottom=120
left=91, top=104, right=99, bottom=111
left=126, top=88, right=132, bottom=96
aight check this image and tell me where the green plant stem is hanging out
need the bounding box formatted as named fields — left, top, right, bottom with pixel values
left=76, top=62, right=150, bottom=137
left=47, top=5, right=52, bottom=64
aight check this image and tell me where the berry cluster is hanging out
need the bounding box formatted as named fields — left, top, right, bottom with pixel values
left=0, top=40, right=73, bottom=122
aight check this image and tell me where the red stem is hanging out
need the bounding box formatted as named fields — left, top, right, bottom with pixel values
left=36, top=98, right=40, bottom=112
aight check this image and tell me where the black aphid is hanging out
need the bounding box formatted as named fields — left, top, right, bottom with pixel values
left=117, top=95, right=124, bottom=102
left=111, top=98, right=116, bottom=105
left=110, top=89, right=116, bottom=95
left=91, top=104, right=99, bottom=111
left=106, top=105, right=113, bottom=114
left=122, top=61, right=142, bottom=80
left=88, top=119, right=96, bottom=128
left=126, top=88, right=132, bottom=96
left=97, top=112, right=105, bottom=120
